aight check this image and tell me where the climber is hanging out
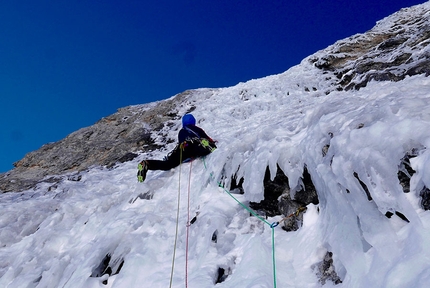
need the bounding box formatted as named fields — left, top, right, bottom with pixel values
left=137, top=113, right=217, bottom=182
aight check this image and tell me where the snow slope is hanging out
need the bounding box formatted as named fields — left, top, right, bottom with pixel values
left=1, top=2, right=430, bottom=288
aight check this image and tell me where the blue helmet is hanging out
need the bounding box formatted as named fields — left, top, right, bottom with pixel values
left=182, top=114, right=196, bottom=127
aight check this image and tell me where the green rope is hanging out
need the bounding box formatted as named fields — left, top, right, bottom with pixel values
left=202, top=158, right=277, bottom=287
left=272, top=227, right=277, bottom=288
left=216, top=179, right=271, bottom=226
left=169, top=148, right=184, bottom=288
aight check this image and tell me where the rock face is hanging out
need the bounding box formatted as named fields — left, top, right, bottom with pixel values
left=1, top=3, right=429, bottom=194
left=250, top=166, right=319, bottom=232
left=0, top=91, right=197, bottom=193
left=309, top=4, right=430, bottom=91
left=313, top=251, right=342, bottom=285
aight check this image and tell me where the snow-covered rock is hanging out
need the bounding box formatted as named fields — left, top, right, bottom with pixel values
left=1, top=2, right=430, bottom=288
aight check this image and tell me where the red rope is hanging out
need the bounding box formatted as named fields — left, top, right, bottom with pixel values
left=185, top=160, right=193, bottom=288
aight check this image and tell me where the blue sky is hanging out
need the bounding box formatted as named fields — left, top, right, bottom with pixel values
left=0, top=0, right=426, bottom=173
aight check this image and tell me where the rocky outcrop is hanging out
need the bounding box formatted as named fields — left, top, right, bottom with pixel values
left=313, top=251, right=343, bottom=285
left=1, top=4, right=429, bottom=194
left=309, top=4, right=430, bottom=91
left=0, top=91, right=197, bottom=193
left=249, top=165, right=319, bottom=232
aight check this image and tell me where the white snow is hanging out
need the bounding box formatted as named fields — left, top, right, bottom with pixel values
left=2, top=3, right=430, bottom=287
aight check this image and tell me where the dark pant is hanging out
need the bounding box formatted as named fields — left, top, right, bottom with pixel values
left=146, top=141, right=212, bottom=171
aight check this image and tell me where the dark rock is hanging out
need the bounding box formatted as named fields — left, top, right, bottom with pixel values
left=230, top=173, right=244, bottom=195
left=397, top=147, right=430, bottom=211
left=190, top=214, right=198, bottom=225
left=378, top=37, right=408, bottom=50
left=67, top=174, right=82, bottom=182
left=278, top=167, right=318, bottom=232
left=353, top=172, right=372, bottom=201
left=406, top=59, right=430, bottom=76
left=313, top=251, right=342, bottom=285
left=90, top=253, right=124, bottom=282
left=248, top=165, right=318, bottom=232
left=212, top=230, right=218, bottom=243
left=250, top=165, right=289, bottom=217
left=215, top=267, right=231, bottom=284
left=322, top=145, right=330, bottom=157
left=310, top=8, right=430, bottom=91
left=385, top=211, right=410, bottom=223
left=293, top=167, right=319, bottom=206
left=395, top=211, right=409, bottom=222
left=115, top=152, right=139, bottom=165
left=420, top=187, right=430, bottom=211
left=397, top=149, right=419, bottom=193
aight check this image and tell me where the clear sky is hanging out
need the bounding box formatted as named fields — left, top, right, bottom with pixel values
left=0, top=0, right=427, bottom=173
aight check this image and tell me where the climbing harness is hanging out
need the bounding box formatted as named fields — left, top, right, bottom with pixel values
left=184, top=126, right=217, bottom=153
